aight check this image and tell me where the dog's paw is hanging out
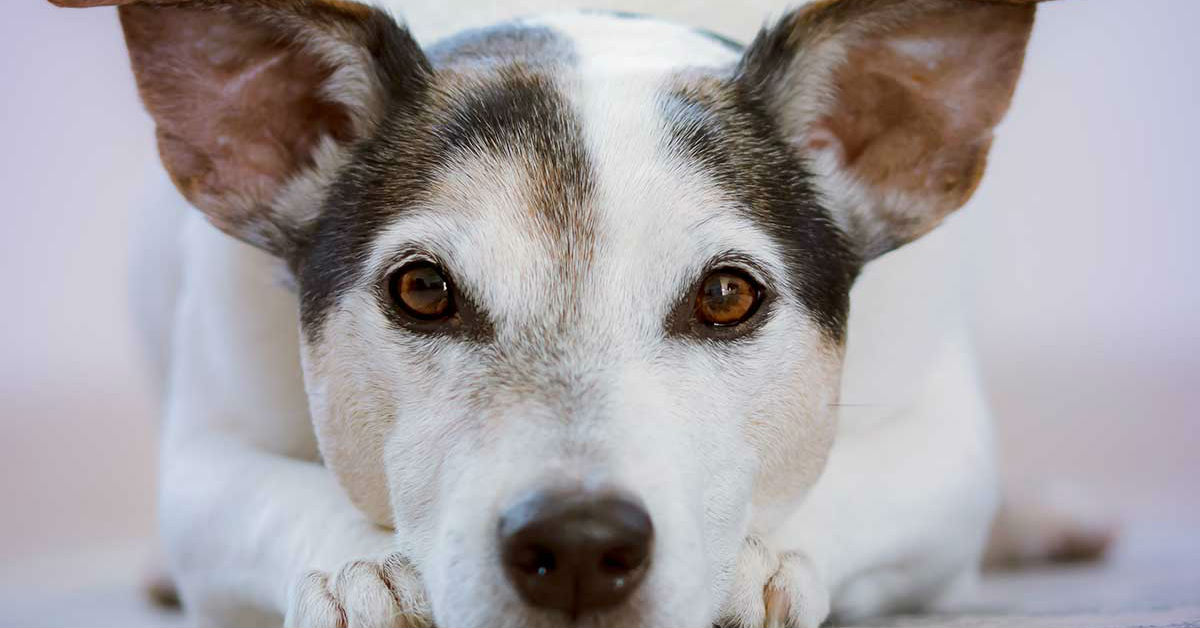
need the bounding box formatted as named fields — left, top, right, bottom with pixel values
left=718, top=538, right=830, bottom=628
left=285, top=554, right=432, bottom=628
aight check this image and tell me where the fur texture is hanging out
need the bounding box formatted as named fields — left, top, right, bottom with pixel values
left=49, top=0, right=1057, bottom=626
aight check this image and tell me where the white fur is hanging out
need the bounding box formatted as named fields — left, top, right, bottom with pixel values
left=142, top=5, right=1001, bottom=628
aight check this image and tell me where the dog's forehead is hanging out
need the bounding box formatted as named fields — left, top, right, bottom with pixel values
left=300, top=13, right=857, bottom=343
left=427, top=12, right=741, bottom=70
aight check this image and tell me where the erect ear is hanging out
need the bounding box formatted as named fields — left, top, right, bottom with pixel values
left=738, top=0, right=1043, bottom=261
left=51, top=0, right=430, bottom=258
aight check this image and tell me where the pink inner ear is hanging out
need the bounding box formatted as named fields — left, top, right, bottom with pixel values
left=122, top=5, right=353, bottom=230
left=812, top=4, right=1033, bottom=239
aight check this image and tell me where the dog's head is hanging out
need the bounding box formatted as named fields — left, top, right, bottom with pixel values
left=58, top=0, right=1041, bottom=624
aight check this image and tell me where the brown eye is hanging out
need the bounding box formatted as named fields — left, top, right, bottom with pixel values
left=389, top=262, right=455, bottom=320
left=695, top=269, right=762, bottom=327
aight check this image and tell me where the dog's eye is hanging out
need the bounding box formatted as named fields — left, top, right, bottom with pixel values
left=389, top=262, right=455, bottom=320
left=695, top=269, right=762, bottom=327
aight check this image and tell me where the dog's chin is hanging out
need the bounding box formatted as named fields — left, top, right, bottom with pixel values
left=428, top=561, right=714, bottom=628
left=433, top=597, right=712, bottom=628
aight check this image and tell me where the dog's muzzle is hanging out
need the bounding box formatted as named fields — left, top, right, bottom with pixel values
left=498, top=488, right=654, bottom=617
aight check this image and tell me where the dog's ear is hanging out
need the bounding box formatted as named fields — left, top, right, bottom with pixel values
left=738, top=0, right=1042, bottom=260
left=51, top=0, right=430, bottom=258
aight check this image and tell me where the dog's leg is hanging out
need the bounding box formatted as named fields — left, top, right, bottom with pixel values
left=159, top=214, right=430, bottom=627
left=163, top=409, right=434, bottom=627
left=160, top=431, right=431, bottom=627
left=765, top=325, right=1000, bottom=624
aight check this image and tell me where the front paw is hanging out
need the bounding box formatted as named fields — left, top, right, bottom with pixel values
left=719, top=538, right=830, bottom=628
left=285, top=554, right=432, bottom=628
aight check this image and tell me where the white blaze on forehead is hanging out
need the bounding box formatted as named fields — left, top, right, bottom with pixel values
left=541, top=13, right=793, bottom=324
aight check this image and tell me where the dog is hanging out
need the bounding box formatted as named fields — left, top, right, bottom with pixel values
left=49, top=0, right=1106, bottom=626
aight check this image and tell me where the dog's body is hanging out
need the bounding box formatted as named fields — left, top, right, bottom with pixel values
left=60, top=0, right=1070, bottom=626
left=149, top=204, right=992, bottom=628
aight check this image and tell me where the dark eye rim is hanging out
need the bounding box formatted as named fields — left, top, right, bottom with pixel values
left=387, top=260, right=456, bottom=321
left=666, top=258, right=775, bottom=340
left=375, top=255, right=494, bottom=342
left=695, top=267, right=765, bottom=328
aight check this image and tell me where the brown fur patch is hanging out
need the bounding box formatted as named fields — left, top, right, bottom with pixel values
left=819, top=3, right=1034, bottom=247
left=121, top=5, right=350, bottom=244
left=739, top=0, right=1040, bottom=259
left=107, top=0, right=429, bottom=257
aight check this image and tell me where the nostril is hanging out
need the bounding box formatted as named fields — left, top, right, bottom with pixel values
left=511, top=544, right=557, bottom=577
left=599, top=544, right=647, bottom=575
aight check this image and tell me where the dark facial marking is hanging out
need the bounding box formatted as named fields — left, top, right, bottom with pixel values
left=434, top=67, right=595, bottom=259
left=659, top=73, right=860, bottom=342
left=298, top=25, right=593, bottom=344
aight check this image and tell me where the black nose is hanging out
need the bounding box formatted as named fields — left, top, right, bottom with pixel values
left=499, top=489, right=654, bottom=617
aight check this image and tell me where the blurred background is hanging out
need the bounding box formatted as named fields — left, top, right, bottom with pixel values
left=2, top=0, right=1197, bottom=626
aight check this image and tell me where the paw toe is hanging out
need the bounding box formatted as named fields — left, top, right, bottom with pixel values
left=287, top=571, right=346, bottom=628
left=332, top=561, right=402, bottom=628
left=767, top=552, right=830, bottom=628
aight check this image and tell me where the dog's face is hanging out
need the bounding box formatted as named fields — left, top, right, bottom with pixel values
left=78, top=0, right=1039, bottom=625
left=300, top=17, right=854, bottom=625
